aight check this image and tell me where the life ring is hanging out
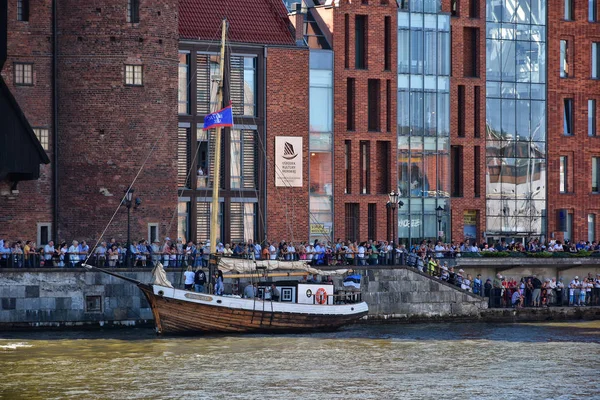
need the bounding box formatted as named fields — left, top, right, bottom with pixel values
left=315, top=288, right=327, bottom=305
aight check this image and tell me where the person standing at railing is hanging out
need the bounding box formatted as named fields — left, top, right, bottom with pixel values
left=43, top=241, right=55, bottom=267
left=594, top=274, right=600, bottom=306
left=473, top=274, right=482, bottom=295
left=78, top=240, right=89, bottom=264
left=67, top=240, right=79, bottom=267
left=24, top=240, right=33, bottom=268
left=556, top=278, right=565, bottom=306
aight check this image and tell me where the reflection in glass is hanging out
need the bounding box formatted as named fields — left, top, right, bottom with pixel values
left=309, top=152, right=332, bottom=195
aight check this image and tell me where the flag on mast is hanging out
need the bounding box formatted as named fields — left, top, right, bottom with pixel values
left=203, top=105, right=233, bottom=130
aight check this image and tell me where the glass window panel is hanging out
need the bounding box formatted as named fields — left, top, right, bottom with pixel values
left=411, top=12, right=423, bottom=28
left=486, top=99, right=502, bottom=140
left=516, top=100, right=531, bottom=140
left=530, top=101, right=546, bottom=141
left=437, top=137, right=449, bottom=153
left=501, top=40, right=516, bottom=81
left=410, top=199, right=423, bottom=213
left=309, top=50, right=333, bottom=69
left=437, top=32, right=450, bottom=76
left=424, top=14, right=437, bottom=29
left=424, top=92, right=436, bottom=136
left=593, top=157, right=599, bottom=192
left=593, top=43, right=599, bottom=79
left=410, top=91, right=424, bottom=135
left=423, top=136, right=436, bottom=151
left=437, top=76, right=449, bottom=91
left=501, top=82, right=516, bottom=98
left=487, top=40, right=502, bottom=81
left=398, top=12, right=410, bottom=28
left=410, top=154, right=424, bottom=196
left=437, top=93, right=450, bottom=136
left=486, top=200, right=504, bottom=216
left=530, top=141, right=546, bottom=159
left=588, top=214, right=596, bottom=242
left=422, top=153, right=436, bottom=197
left=310, top=133, right=332, bottom=151
left=424, top=30, right=436, bottom=75
left=310, top=69, right=332, bottom=87
left=516, top=41, right=531, bottom=83
left=531, top=83, right=545, bottom=100
left=501, top=100, right=516, bottom=139
left=487, top=81, right=501, bottom=97
left=411, top=75, right=423, bottom=89
left=516, top=24, right=530, bottom=41
left=398, top=158, right=410, bottom=197
left=243, top=203, right=255, bottom=242
left=503, top=0, right=517, bottom=22
left=438, top=15, right=450, bottom=31
left=516, top=83, right=530, bottom=99
left=398, top=136, right=410, bottom=150
left=178, top=53, right=189, bottom=114
left=516, top=0, right=531, bottom=23
left=531, top=42, right=545, bottom=84
left=410, top=30, right=423, bottom=74
left=398, top=74, right=410, bottom=88
left=589, top=99, right=597, bottom=137
left=560, top=156, right=567, bottom=193
left=410, top=136, right=423, bottom=151
left=530, top=0, right=545, bottom=25
left=437, top=153, right=450, bottom=197
left=423, top=214, right=437, bottom=239
left=487, top=157, right=502, bottom=191
left=398, top=30, right=410, bottom=74
left=487, top=140, right=503, bottom=158
left=309, top=195, right=333, bottom=213
left=424, top=75, right=436, bottom=90
left=410, top=215, right=423, bottom=240
left=243, top=57, right=256, bottom=116
left=309, top=152, right=333, bottom=195
left=309, top=86, right=332, bottom=132
left=487, top=0, right=502, bottom=22
left=398, top=90, right=410, bottom=135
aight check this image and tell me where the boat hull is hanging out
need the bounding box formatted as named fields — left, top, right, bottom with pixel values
left=138, top=284, right=368, bottom=335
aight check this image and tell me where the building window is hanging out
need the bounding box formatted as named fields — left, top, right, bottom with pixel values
left=33, top=128, right=49, bottom=151
left=474, top=86, right=481, bottom=137
left=399, top=0, right=408, bottom=10
left=451, top=0, right=459, bottom=17
left=469, top=0, right=479, bottom=18
left=593, top=157, right=600, bottom=192
left=355, top=15, right=367, bottom=70
left=178, top=53, right=189, bottom=114
left=589, top=214, right=596, bottom=242
left=148, top=223, right=159, bottom=244
left=17, top=0, right=29, bottom=21
left=565, top=0, right=573, bottom=20
left=230, top=56, right=257, bottom=117
left=368, top=204, right=376, bottom=240
left=85, top=295, right=102, bottom=313
left=344, top=14, right=349, bottom=68
left=458, top=85, right=465, bottom=137
left=451, top=146, right=463, bottom=197
left=37, top=223, right=52, bottom=246
left=564, top=98, right=574, bottom=136
left=565, top=212, right=573, bottom=242
left=125, top=64, right=143, bottom=86
left=346, top=78, right=355, bottom=131
left=591, top=0, right=598, bottom=22
left=474, top=146, right=480, bottom=197
left=386, top=80, right=391, bottom=132
left=367, top=79, right=380, bottom=131
left=127, top=0, right=140, bottom=23
left=590, top=99, right=597, bottom=136
left=384, top=16, right=391, bottom=71
left=359, top=141, right=370, bottom=194
left=14, top=63, right=33, bottom=86
left=230, top=129, right=257, bottom=189
left=560, top=40, right=569, bottom=78
left=344, top=140, right=352, bottom=194
left=593, top=42, right=600, bottom=79
left=345, top=203, right=360, bottom=242
left=177, top=125, right=190, bottom=188
left=560, top=156, right=568, bottom=193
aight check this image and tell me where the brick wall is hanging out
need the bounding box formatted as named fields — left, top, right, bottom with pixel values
left=332, top=1, right=397, bottom=243
left=0, top=0, right=53, bottom=242
left=265, top=46, right=310, bottom=242
left=449, top=1, right=487, bottom=242
left=547, top=4, right=600, bottom=241
left=55, top=0, right=179, bottom=243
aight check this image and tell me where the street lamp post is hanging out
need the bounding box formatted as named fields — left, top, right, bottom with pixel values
left=387, top=191, right=404, bottom=265
left=122, top=188, right=142, bottom=267
left=436, top=205, right=444, bottom=241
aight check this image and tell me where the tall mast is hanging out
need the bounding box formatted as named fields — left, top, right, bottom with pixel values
left=209, top=19, right=227, bottom=256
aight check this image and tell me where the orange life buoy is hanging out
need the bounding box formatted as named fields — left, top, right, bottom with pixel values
left=315, top=288, right=327, bottom=305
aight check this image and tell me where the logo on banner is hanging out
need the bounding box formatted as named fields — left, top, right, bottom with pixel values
left=282, top=142, right=298, bottom=160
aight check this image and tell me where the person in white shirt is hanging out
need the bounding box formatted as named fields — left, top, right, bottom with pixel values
left=44, top=241, right=55, bottom=265
left=357, top=243, right=366, bottom=266
left=269, top=243, right=277, bottom=260
left=183, top=266, right=195, bottom=290
left=570, top=277, right=580, bottom=306
left=434, top=241, right=445, bottom=258
left=287, top=243, right=296, bottom=261
left=68, top=240, right=79, bottom=267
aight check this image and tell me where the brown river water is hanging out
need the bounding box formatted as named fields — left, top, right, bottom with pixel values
left=1, top=321, right=599, bottom=400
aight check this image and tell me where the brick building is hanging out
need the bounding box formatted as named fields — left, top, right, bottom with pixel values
left=3, top=0, right=600, bottom=249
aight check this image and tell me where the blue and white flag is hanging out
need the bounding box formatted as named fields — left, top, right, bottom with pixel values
left=203, top=105, right=233, bottom=130
left=343, top=274, right=361, bottom=289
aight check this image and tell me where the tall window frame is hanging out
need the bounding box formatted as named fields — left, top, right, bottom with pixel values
left=590, top=0, right=598, bottom=22
left=125, top=64, right=143, bottom=86
left=560, top=40, right=569, bottom=78
left=17, top=0, right=29, bottom=21
left=178, top=52, right=190, bottom=114
left=560, top=156, right=568, bottom=193
left=593, top=157, right=600, bottom=193
left=563, top=98, right=574, bottom=136
left=590, top=99, right=597, bottom=137
left=127, top=0, right=140, bottom=23
left=565, top=0, right=574, bottom=20
left=592, top=42, right=600, bottom=79
left=14, top=63, right=33, bottom=86
left=33, top=128, right=49, bottom=151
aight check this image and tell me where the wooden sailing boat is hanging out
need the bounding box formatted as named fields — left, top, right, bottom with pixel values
left=85, top=18, right=368, bottom=335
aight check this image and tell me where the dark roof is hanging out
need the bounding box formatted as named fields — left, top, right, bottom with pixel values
left=179, top=0, right=296, bottom=46
left=0, top=77, right=50, bottom=182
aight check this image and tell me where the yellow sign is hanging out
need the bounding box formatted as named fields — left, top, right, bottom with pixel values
left=184, top=293, right=213, bottom=302
left=463, top=210, right=477, bottom=226
left=310, top=223, right=328, bottom=234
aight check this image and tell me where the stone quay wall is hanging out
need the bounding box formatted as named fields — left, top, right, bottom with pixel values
left=359, top=266, right=489, bottom=322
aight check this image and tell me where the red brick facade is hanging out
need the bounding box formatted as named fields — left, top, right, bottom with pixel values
left=547, top=4, right=600, bottom=242
left=265, top=46, right=310, bottom=241
left=448, top=0, right=487, bottom=242
left=1, top=0, right=179, bottom=245
left=330, top=1, right=397, bottom=242
left=0, top=0, right=53, bottom=243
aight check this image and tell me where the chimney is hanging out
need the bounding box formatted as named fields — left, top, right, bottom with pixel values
left=0, top=0, right=7, bottom=71
left=292, top=3, right=305, bottom=46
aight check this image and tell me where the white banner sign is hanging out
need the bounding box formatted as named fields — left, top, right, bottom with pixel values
left=275, top=136, right=303, bottom=187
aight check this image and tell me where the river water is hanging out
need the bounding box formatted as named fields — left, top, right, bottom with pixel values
left=1, top=321, right=599, bottom=400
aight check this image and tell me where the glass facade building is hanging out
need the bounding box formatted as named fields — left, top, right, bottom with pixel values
left=309, top=50, right=334, bottom=243
left=485, top=0, right=547, bottom=237
left=397, top=6, right=451, bottom=244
